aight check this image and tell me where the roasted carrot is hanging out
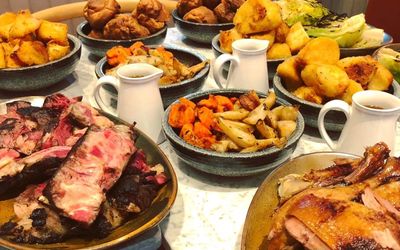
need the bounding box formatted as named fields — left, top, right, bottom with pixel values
left=168, top=102, right=196, bottom=129
left=179, top=97, right=196, bottom=110
left=215, top=95, right=234, bottom=112
left=106, top=46, right=131, bottom=66
left=197, top=95, right=218, bottom=110
left=197, top=106, right=214, bottom=130
left=193, top=122, right=213, bottom=138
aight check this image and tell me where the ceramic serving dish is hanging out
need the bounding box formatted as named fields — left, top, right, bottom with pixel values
left=162, top=89, right=305, bottom=177
left=273, top=74, right=400, bottom=131
left=211, top=34, right=284, bottom=81
left=172, top=9, right=234, bottom=44
left=340, top=31, right=393, bottom=58
left=0, top=35, right=81, bottom=92
left=241, top=152, right=358, bottom=250
left=95, top=45, right=210, bottom=109
left=0, top=96, right=178, bottom=250
left=76, top=21, right=167, bottom=57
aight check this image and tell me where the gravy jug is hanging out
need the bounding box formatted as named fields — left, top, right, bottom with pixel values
left=213, top=39, right=269, bottom=92
left=94, top=63, right=165, bottom=143
left=318, top=90, right=400, bottom=155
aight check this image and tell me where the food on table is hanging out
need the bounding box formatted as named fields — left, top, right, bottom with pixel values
left=168, top=91, right=299, bottom=153
left=84, top=0, right=170, bottom=40
left=267, top=142, right=400, bottom=249
left=83, top=0, right=121, bottom=29
left=0, top=10, right=70, bottom=69
left=177, top=0, right=244, bottom=24
left=105, top=42, right=208, bottom=85
left=219, top=0, right=311, bottom=59
left=277, top=0, right=384, bottom=48
left=183, top=6, right=218, bottom=24
left=277, top=37, right=393, bottom=104
left=376, top=47, right=400, bottom=83
left=0, top=93, right=168, bottom=243
left=276, top=0, right=330, bottom=27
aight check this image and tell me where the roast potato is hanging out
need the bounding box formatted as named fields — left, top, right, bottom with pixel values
left=301, top=64, right=349, bottom=98
left=233, top=0, right=282, bottom=35
left=285, top=22, right=310, bottom=53
left=37, top=21, right=68, bottom=43
left=16, top=41, right=49, bottom=66
left=219, top=28, right=243, bottom=53
left=292, top=86, right=323, bottom=104
left=337, top=56, right=377, bottom=87
left=275, top=22, right=290, bottom=43
left=2, top=42, right=23, bottom=68
left=47, top=40, right=70, bottom=61
left=9, top=10, right=41, bottom=39
left=297, top=37, right=340, bottom=67
left=339, top=79, right=363, bottom=104
left=0, top=12, right=17, bottom=40
left=0, top=45, right=5, bottom=68
left=267, top=43, right=291, bottom=59
left=250, top=30, right=276, bottom=48
left=367, top=63, right=393, bottom=91
left=272, top=106, right=298, bottom=121
left=276, top=56, right=303, bottom=91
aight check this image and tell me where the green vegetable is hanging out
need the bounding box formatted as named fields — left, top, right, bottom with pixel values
left=377, top=48, right=400, bottom=83
left=305, top=14, right=367, bottom=47
left=277, top=0, right=331, bottom=26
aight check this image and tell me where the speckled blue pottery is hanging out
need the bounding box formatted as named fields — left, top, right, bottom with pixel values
left=76, top=21, right=167, bottom=58
left=273, top=74, right=400, bottom=132
left=0, top=34, right=81, bottom=92
left=95, top=44, right=210, bottom=108
left=172, top=9, right=234, bottom=44
left=162, top=89, right=305, bottom=177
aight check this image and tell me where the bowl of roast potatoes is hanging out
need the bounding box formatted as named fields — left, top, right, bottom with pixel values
left=274, top=37, right=398, bottom=131
left=0, top=10, right=81, bottom=91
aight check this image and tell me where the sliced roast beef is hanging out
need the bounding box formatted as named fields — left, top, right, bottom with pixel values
left=0, top=146, right=71, bottom=196
left=0, top=184, right=69, bottom=244
left=45, top=125, right=136, bottom=226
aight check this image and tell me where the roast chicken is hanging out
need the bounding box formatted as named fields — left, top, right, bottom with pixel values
left=267, top=142, right=400, bottom=250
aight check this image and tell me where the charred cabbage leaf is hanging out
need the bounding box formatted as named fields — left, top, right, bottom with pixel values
left=304, top=13, right=366, bottom=47
left=276, top=0, right=331, bottom=26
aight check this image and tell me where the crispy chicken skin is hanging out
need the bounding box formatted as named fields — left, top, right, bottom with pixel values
left=103, top=14, right=150, bottom=40
left=286, top=194, right=400, bottom=250
left=177, top=0, right=203, bottom=17
left=183, top=6, right=218, bottom=24
left=267, top=152, right=400, bottom=249
left=84, top=0, right=121, bottom=30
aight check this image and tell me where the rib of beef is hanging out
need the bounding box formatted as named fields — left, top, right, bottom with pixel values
left=44, top=125, right=136, bottom=225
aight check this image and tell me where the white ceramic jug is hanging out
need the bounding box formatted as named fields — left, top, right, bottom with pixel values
left=213, top=39, right=269, bottom=92
left=318, top=90, right=400, bottom=155
left=94, top=63, right=165, bottom=143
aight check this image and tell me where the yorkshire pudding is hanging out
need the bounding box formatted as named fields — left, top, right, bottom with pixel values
left=84, top=0, right=121, bottom=30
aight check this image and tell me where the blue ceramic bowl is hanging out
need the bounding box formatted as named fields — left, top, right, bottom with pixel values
left=76, top=21, right=167, bottom=57
left=95, top=45, right=210, bottom=108
left=162, top=89, right=305, bottom=177
left=172, top=9, right=234, bottom=44
left=0, top=34, right=81, bottom=91
left=273, top=74, right=400, bottom=131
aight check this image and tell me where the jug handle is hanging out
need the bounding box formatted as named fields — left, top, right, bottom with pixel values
left=318, top=100, right=351, bottom=150
left=94, top=75, right=119, bottom=114
left=213, top=54, right=239, bottom=89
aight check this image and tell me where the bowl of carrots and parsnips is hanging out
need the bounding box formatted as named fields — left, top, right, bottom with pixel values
left=162, top=89, right=304, bottom=177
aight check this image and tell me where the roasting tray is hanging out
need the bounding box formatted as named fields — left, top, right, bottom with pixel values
left=241, top=152, right=359, bottom=250
left=0, top=96, right=178, bottom=250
